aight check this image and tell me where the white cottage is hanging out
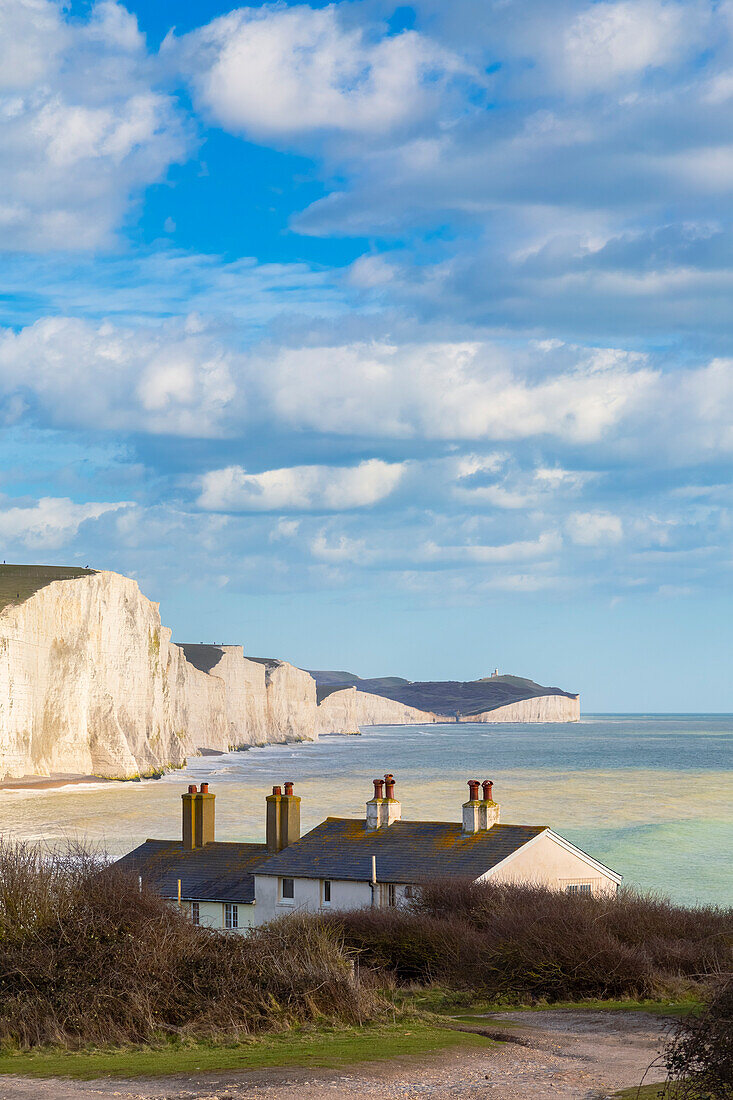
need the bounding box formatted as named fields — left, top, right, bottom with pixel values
left=117, top=775, right=621, bottom=929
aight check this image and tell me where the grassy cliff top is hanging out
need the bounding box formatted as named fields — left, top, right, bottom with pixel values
left=0, top=564, right=97, bottom=614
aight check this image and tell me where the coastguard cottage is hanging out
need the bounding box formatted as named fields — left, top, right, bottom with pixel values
left=117, top=775, right=621, bottom=929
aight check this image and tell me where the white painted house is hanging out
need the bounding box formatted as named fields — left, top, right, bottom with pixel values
left=118, top=776, right=621, bottom=930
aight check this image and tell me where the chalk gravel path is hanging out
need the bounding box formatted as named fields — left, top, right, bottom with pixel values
left=0, top=1011, right=672, bottom=1100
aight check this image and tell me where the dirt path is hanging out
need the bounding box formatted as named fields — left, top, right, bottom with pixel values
left=0, top=1011, right=673, bottom=1100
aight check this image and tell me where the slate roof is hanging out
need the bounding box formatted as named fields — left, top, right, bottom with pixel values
left=115, top=840, right=269, bottom=903
left=253, top=819, right=549, bottom=884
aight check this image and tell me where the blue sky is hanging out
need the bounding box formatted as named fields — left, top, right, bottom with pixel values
left=1, top=0, right=732, bottom=710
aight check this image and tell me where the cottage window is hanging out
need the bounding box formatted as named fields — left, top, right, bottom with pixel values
left=224, top=903, right=239, bottom=928
left=566, top=884, right=592, bottom=896
left=323, top=880, right=331, bottom=905
left=404, top=885, right=415, bottom=899
left=191, top=901, right=200, bottom=925
left=386, top=884, right=396, bottom=907
left=281, top=877, right=295, bottom=901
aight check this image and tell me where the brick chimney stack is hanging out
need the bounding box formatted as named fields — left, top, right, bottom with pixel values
left=462, top=779, right=482, bottom=834
left=366, top=774, right=401, bottom=830
left=479, top=779, right=500, bottom=830
left=266, top=782, right=301, bottom=852
left=182, top=782, right=216, bottom=849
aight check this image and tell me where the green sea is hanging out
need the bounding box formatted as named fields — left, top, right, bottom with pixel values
left=1, top=715, right=731, bottom=906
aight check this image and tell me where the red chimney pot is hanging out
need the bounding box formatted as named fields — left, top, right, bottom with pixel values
left=272, top=785, right=282, bottom=796
left=200, top=782, right=209, bottom=794
left=384, top=774, right=395, bottom=799
left=284, top=782, right=294, bottom=796
left=482, top=780, right=494, bottom=802
left=468, top=779, right=480, bottom=801
left=372, top=778, right=384, bottom=798
left=188, top=784, right=197, bottom=794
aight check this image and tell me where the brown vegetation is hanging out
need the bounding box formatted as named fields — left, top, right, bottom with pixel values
left=0, top=840, right=378, bottom=1048
left=329, top=880, right=733, bottom=1001
left=663, top=977, right=733, bottom=1099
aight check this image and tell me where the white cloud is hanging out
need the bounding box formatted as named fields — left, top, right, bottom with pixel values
left=173, top=4, right=469, bottom=141
left=0, top=0, right=187, bottom=249
left=309, top=532, right=369, bottom=563
left=197, top=459, right=405, bottom=512
left=423, top=531, right=561, bottom=564
left=562, top=0, right=701, bottom=91
left=0, top=317, right=236, bottom=436
left=268, top=340, right=656, bottom=443
left=0, top=496, right=129, bottom=548
left=567, top=511, right=624, bottom=545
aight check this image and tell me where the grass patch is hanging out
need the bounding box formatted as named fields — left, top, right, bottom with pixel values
left=0, top=1023, right=492, bottom=1081
left=402, top=989, right=701, bottom=1020
left=613, top=1086, right=688, bottom=1099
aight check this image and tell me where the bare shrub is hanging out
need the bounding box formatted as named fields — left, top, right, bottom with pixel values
left=0, top=839, right=380, bottom=1049
left=330, top=880, right=733, bottom=1001
left=663, top=977, right=733, bottom=1099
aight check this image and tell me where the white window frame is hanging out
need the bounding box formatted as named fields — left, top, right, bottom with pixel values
left=564, top=882, right=593, bottom=896
left=224, top=902, right=239, bottom=928
left=279, top=877, right=296, bottom=905
left=322, top=879, right=332, bottom=907
left=190, top=900, right=200, bottom=925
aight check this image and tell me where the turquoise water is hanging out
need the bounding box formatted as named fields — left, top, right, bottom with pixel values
left=1, top=715, right=731, bottom=906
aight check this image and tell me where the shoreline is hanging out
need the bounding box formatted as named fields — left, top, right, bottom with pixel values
left=0, top=774, right=112, bottom=792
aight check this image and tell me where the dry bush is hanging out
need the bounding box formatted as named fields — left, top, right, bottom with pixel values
left=0, top=839, right=380, bottom=1049
left=330, top=880, right=733, bottom=1002
left=663, top=977, right=733, bottom=1099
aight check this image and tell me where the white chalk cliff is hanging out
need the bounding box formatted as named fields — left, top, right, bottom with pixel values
left=458, top=694, right=580, bottom=723
left=0, top=567, right=580, bottom=782
left=0, top=569, right=436, bottom=780
left=315, top=686, right=439, bottom=735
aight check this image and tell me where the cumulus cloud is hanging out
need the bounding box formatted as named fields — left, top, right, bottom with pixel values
left=0, top=317, right=236, bottom=436
left=423, top=531, right=561, bottom=564
left=562, top=1, right=702, bottom=91
left=172, top=4, right=469, bottom=142
left=0, top=0, right=187, bottom=249
left=567, top=511, right=624, bottom=545
left=0, top=496, right=129, bottom=548
left=197, top=459, right=405, bottom=512
left=268, top=340, right=655, bottom=443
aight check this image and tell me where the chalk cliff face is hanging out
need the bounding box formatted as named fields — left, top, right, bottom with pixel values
left=459, top=694, right=580, bottom=723
left=0, top=570, right=230, bottom=781
left=0, top=565, right=580, bottom=782
left=315, top=686, right=439, bottom=735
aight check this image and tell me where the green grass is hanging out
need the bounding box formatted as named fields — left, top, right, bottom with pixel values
left=612, top=1085, right=686, bottom=1099
left=403, top=989, right=701, bottom=1020
left=0, top=1023, right=493, bottom=1081
left=0, top=564, right=95, bottom=613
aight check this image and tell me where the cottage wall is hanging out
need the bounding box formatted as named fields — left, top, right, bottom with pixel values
left=252, top=874, right=374, bottom=923
left=183, top=899, right=256, bottom=930
left=483, top=830, right=619, bottom=896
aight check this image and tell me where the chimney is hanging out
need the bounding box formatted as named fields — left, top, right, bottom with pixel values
left=182, top=784, right=197, bottom=849
left=479, top=779, right=500, bottom=829
left=366, top=778, right=384, bottom=831
left=266, top=785, right=283, bottom=853
left=462, top=779, right=482, bottom=834
left=194, top=782, right=215, bottom=847
left=379, top=773, right=401, bottom=827
left=366, top=775, right=401, bottom=830
left=281, top=781, right=301, bottom=849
